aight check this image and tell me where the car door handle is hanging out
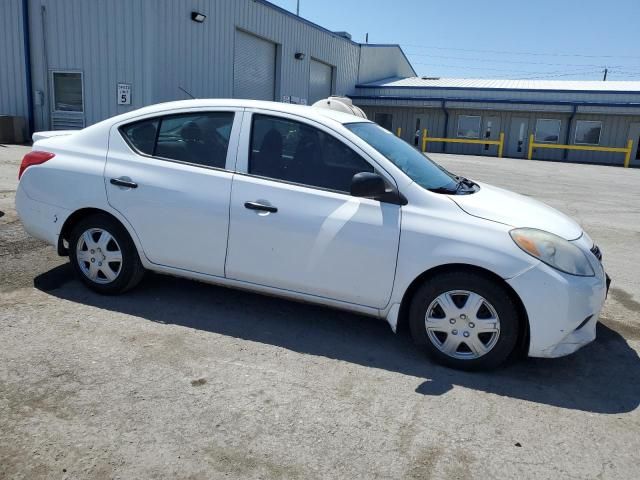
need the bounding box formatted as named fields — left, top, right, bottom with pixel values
left=244, top=201, right=277, bottom=213
left=110, top=177, right=138, bottom=189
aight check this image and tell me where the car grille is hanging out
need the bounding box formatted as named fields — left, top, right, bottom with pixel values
left=590, top=244, right=603, bottom=262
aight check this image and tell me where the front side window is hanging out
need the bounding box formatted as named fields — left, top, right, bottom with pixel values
left=575, top=120, right=602, bottom=145
left=249, top=115, right=374, bottom=192
left=535, top=119, right=561, bottom=143
left=121, top=112, right=234, bottom=169
left=345, top=122, right=457, bottom=192
left=457, top=115, right=481, bottom=138
left=52, top=72, right=83, bottom=112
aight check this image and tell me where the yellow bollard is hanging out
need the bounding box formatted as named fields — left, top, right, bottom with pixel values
left=422, top=129, right=428, bottom=152
left=396, top=127, right=402, bottom=138
left=624, top=139, right=633, bottom=168
left=527, top=134, right=534, bottom=160
left=498, top=132, right=504, bottom=158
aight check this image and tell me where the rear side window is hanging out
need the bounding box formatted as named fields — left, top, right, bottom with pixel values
left=249, top=114, right=373, bottom=192
left=121, top=112, right=234, bottom=169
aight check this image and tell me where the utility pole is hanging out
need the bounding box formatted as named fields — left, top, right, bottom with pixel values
left=603, top=67, right=608, bottom=81
left=365, top=33, right=369, bottom=43
left=296, top=0, right=300, bottom=15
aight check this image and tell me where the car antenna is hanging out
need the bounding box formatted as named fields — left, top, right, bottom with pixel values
left=178, top=86, right=195, bottom=99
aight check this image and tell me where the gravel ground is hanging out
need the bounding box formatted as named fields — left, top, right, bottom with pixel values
left=1, top=144, right=639, bottom=479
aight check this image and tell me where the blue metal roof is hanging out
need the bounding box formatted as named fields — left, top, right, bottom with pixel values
left=356, top=77, right=640, bottom=94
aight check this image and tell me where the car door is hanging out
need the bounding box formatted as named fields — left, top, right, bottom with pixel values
left=105, top=108, right=242, bottom=276
left=225, top=111, right=401, bottom=308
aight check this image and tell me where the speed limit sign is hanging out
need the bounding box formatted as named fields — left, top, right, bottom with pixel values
left=117, top=83, right=131, bottom=105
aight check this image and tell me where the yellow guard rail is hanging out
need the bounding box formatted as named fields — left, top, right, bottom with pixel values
left=527, top=134, right=634, bottom=168
left=421, top=129, right=505, bottom=158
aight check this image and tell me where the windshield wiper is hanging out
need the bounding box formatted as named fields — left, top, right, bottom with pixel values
left=455, top=176, right=477, bottom=192
left=429, top=185, right=458, bottom=194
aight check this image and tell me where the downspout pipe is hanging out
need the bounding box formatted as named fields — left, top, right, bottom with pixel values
left=21, top=0, right=34, bottom=138
left=441, top=100, right=449, bottom=153
left=564, top=104, right=577, bottom=160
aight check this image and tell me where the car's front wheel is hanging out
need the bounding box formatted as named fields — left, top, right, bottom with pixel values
left=409, top=271, right=520, bottom=370
left=69, top=214, right=145, bottom=294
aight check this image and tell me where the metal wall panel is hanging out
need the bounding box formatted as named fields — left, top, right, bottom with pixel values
left=233, top=30, right=276, bottom=100
left=27, top=0, right=152, bottom=130
left=309, top=59, right=332, bottom=104
left=357, top=45, right=415, bottom=85
left=360, top=104, right=640, bottom=164
left=23, top=0, right=378, bottom=129
left=0, top=0, right=29, bottom=128
left=354, top=85, right=640, bottom=106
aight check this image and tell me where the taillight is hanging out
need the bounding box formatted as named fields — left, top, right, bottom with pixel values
left=18, top=151, right=55, bottom=179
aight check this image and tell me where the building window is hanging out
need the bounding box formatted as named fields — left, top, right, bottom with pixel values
left=52, top=72, right=83, bottom=112
left=575, top=120, right=602, bottom=145
left=374, top=113, right=393, bottom=132
left=535, top=119, right=561, bottom=143
left=457, top=115, right=481, bottom=138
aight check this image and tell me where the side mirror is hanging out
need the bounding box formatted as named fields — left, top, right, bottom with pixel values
left=350, top=172, right=387, bottom=198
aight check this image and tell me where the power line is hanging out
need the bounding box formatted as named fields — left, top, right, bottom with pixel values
left=513, top=70, right=605, bottom=80
left=410, top=61, right=599, bottom=76
left=398, top=43, right=640, bottom=60
left=405, top=51, right=624, bottom=69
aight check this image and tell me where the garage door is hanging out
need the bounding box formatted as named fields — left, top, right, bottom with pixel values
left=234, top=30, right=276, bottom=101
left=309, top=59, right=333, bottom=104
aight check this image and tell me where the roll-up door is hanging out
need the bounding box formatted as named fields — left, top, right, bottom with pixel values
left=309, top=59, right=333, bottom=103
left=233, top=30, right=276, bottom=101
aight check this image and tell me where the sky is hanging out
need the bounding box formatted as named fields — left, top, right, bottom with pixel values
left=268, top=0, right=640, bottom=81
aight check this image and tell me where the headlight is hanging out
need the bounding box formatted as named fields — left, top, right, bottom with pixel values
left=510, top=228, right=595, bottom=277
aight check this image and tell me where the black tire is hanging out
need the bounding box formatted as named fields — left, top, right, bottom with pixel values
left=409, top=271, right=520, bottom=371
left=68, top=213, right=145, bottom=294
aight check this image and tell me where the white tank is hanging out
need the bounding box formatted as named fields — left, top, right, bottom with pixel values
left=311, top=96, right=367, bottom=119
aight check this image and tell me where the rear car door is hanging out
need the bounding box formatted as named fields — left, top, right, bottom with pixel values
left=105, top=108, right=242, bottom=276
left=225, top=111, right=401, bottom=308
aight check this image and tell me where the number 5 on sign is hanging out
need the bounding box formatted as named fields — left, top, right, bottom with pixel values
left=117, top=83, right=131, bottom=105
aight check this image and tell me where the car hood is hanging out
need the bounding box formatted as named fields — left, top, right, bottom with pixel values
left=449, top=182, right=583, bottom=240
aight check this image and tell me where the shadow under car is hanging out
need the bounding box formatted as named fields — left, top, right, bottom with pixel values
left=34, top=264, right=640, bottom=414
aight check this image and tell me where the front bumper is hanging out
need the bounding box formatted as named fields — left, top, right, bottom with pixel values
left=507, top=259, right=607, bottom=358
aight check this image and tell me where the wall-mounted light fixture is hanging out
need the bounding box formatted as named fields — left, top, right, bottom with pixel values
left=294, top=52, right=306, bottom=60
left=191, top=11, right=206, bottom=23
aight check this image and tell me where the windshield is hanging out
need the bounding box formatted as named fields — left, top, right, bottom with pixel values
left=345, top=122, right=458, bottom=192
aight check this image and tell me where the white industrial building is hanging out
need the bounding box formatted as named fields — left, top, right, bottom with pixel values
left=0, top=0, right=414, bottom=133
left=2, top=0, right=640, bottom=166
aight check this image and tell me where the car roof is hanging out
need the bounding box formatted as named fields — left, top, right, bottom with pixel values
left=107, top=99, right=372, bottom=126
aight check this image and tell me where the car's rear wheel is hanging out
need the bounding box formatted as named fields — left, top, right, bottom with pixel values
left=409, top=271, right=520, bottom=370
left=69, top=214, right=144, bottom=294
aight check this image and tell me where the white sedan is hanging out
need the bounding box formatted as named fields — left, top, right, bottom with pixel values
left=16, top=99, right=608, bottom=370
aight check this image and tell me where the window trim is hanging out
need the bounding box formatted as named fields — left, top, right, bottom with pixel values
left=574, top=120, right=603, bottom=146
left=534, top=118, right=562, bottom=144
left=456, top=115, right=482, bottom=139
left=51, top=70, right=84, bottom=113
left=242, top=111, right=395, bottom=198
left=117, top=109, right=238, bottom=172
